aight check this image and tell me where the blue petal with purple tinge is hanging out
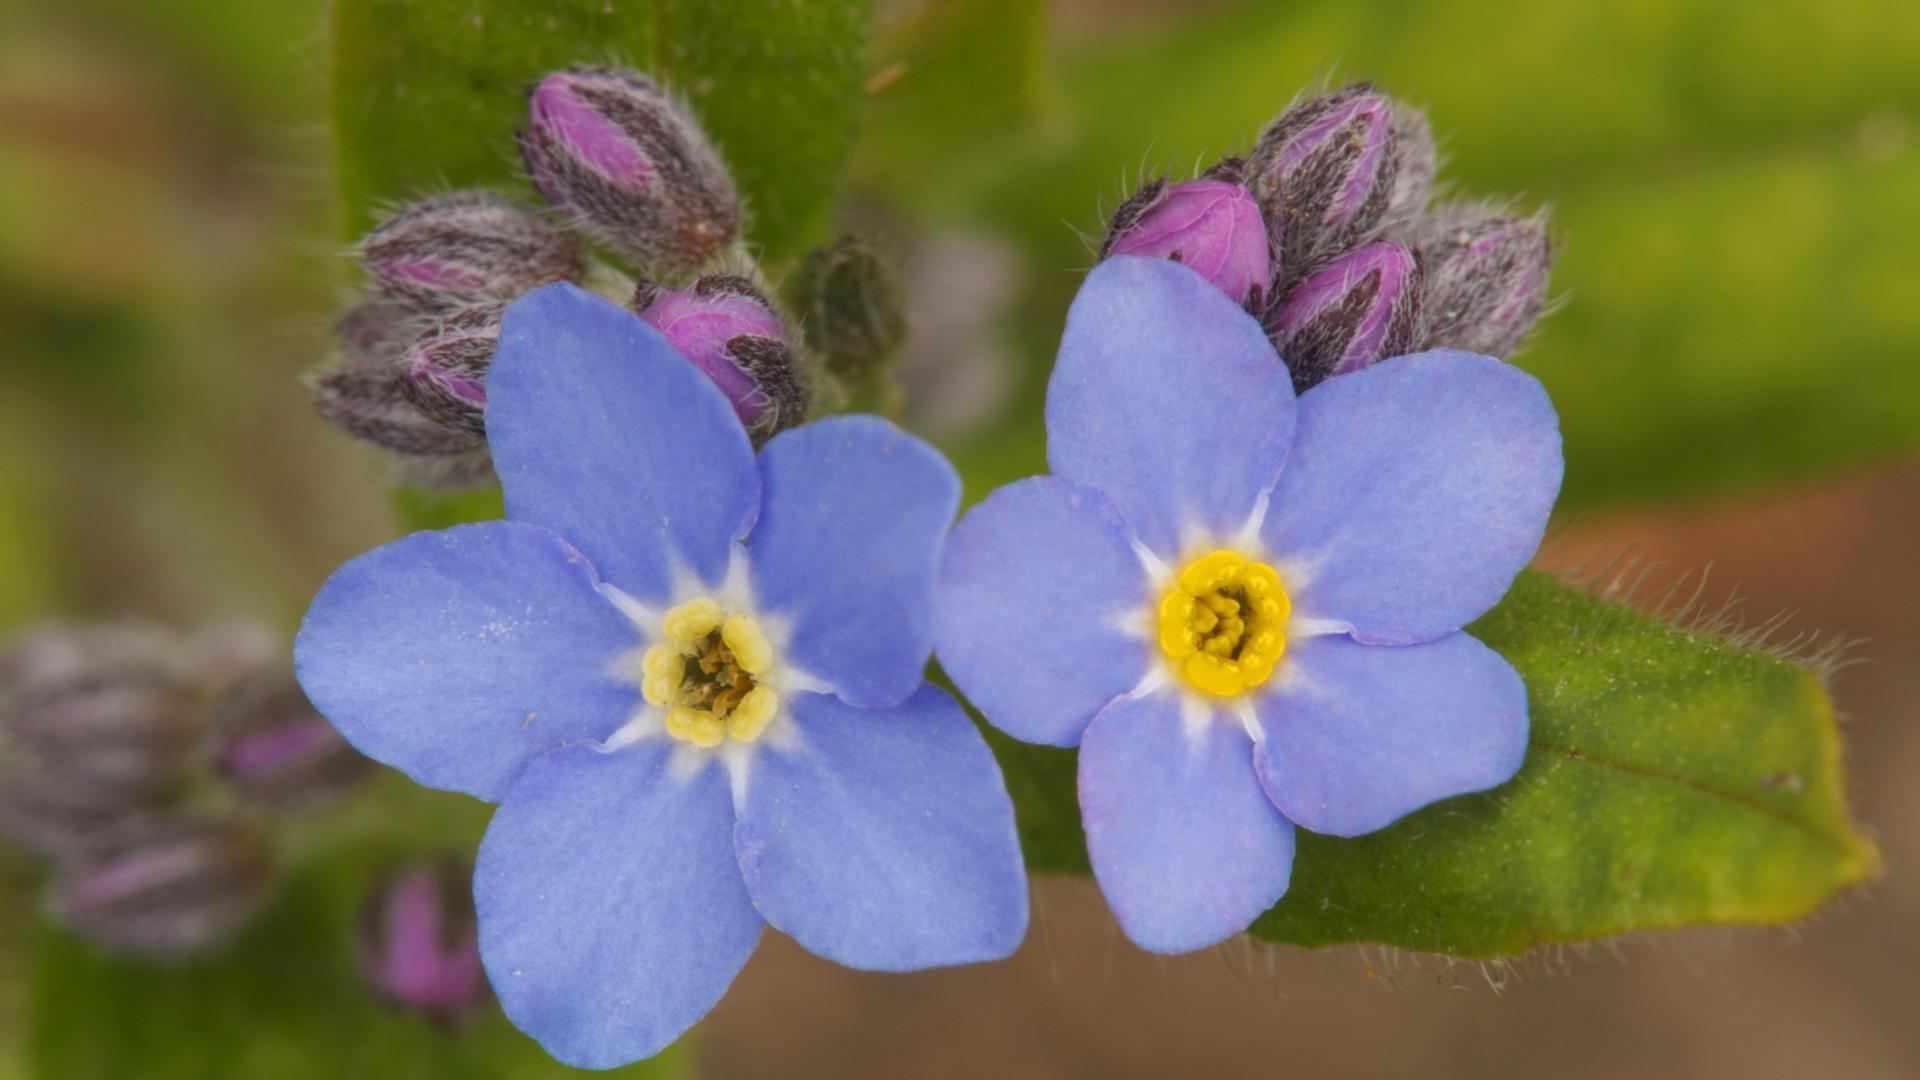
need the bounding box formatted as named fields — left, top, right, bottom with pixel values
left=294, top=521, right=637, bottom=802
left=1252, top=631, right=1529, bottom=837
left=1046, top=257, right=1295, bottom=558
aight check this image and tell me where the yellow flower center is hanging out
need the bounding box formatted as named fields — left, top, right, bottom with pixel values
left=637, top=598, right=779, bottom=748
left=1157, top=550, right=1289, bottom=698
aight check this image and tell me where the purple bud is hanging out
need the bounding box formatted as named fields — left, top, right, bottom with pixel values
left=1414, top=206, right=1553, bottom=357
left=0, top=766, right=137, bottom=862
left=310, top=368, right=487, bottom=459
left=359, top=193, right=582, bottom=311
left=359, top=859, right=490, bottom=1023
left=1246, top=83, right=1403, bottom=278
left=637, top=274, right=808, bottom=442
left=54, top=817, right=274, bottom=956
left=333, top=294, right=420, bottom=369
left=1269, top=240, right=1423, bottom=392
left=1, top=624, right=201, bottom=805
left=1102, top=171, right=1271, bottom=309
left=208, top=662, right=370, bottom=811
left=522, top=66, right=739, bottom=276
left=398, top=318, right=498, bottom=438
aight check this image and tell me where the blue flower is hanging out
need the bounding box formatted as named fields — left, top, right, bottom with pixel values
left=296, top=284, right=1028, bottom=1067
left=933, top=257, right=1561, bottom=954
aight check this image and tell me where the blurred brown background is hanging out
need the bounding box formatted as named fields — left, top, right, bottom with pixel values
left=0, top=0, right=1913, bottom=1076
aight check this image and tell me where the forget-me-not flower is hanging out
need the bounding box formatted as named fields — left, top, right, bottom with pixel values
left=934, top=256, right=1561, bottom=954
left=296, top=284, right=1028, bottom=1067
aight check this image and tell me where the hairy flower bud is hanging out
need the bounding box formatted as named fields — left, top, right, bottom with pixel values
left=310, top=366, right=494, bottom=490
left=1246, top=83, right=1403, bottom=278
left=1102, top=167, right=1271, bottom=309
left=522, top=66, right=739, bottom=275
left=53, top=817, right=274, bottom=956
left=311, top=368, right=487, bottom=457
left=792, top=235, right=908, bottom=383
left=399, top=318, right=498, bottom=438
left=1, top=624, right=201, bottom=805
left=1269, top=240, right=1422, bottom=392
left=359, top=858, right=489, bottom=1023
left=1414, top=206, right=1553, bottom=357
left=0, top=766, right=134, bottom=861
left=208, top=662, right=370, bottom=811
left=360, top=193, right=582, bottom=311
left=1388, top=104, right=1437, bottom=224
left=636, top=274, right=807, bottom=442
left=333, top=294, right=419, bottom=369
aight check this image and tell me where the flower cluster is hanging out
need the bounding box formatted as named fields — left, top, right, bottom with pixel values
left=1101, top=83, right=1553, bottom=393
left=295, top=66, right=1566, bottom=1066
left=937, top=258, right=1561, bottom=952
left=311, top=66, right=922, bottom=489
left=940, top=82, right=1565, bottom=954
left=0, top=621, right=368, bottom=955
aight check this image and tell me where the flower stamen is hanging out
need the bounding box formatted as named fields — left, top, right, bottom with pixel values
left=1157, top=550, right=1289, bottom=697
left=639, top=599, right=780, bottom=747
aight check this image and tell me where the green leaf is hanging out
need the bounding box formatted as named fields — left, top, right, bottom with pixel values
left=851, top=0, right=1048, bottom=207
left=331, top=0, right=875, bottom=257
left=909, top=0, right=1920, bottom=509
left=391, top=485, right=505, bottom=533
left=992, top=570, right=1879, bottom=958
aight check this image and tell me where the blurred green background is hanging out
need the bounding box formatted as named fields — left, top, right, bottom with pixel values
left=1, top=0, right=1915, bottom=1076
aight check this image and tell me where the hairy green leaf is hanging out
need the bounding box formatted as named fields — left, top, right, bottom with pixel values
left=332, top=0, right=874, bottom=256
left=993, top=570, right=1879, bottom=958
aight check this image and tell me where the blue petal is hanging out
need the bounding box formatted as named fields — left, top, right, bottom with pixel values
left=935, top=476, right=1152, bottom=747
left=488, top=283, right=760, bottom=603
left=1045, top=256, right=1295, bottom=558
left=1252, top=632, right=1528, bottom=837
left=476, top=742, right=761, bottom=1069
left=1259, top=350, right=1561, bottom=644
left=733, top=686, right=1028, bottom=970
left=1077, top=690, right=1295, bottom=953
left=746, top=416, right=958, bottom=708
left=294, top=522, right=638, bottom=802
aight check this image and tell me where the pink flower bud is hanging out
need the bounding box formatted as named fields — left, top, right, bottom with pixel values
left=360, top=193, right=582, bottom=311
left=1246, top=84, right=1407, bottom=277
left=1269, top=240, right=1423, bottom=391
left=1102, top=170, right=1271, bottom=308
left=1414, top=206, right=1553, bottom=357
left=0, top=622, right=201, bottom=806
left=636, top=274, right=808, bottom=442
left=310, top=368, right=487, bottom=458
left=359, top=859, right=490, bottom=1023
left=54, top=817, right=274, bottom=956
left=0, top=766, right=131, bottom=861
left=208, top=662, right=370, bottom=811
left=522, top=67, right=739, bottom=275
left=399, top=317, right=499, bottom=438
